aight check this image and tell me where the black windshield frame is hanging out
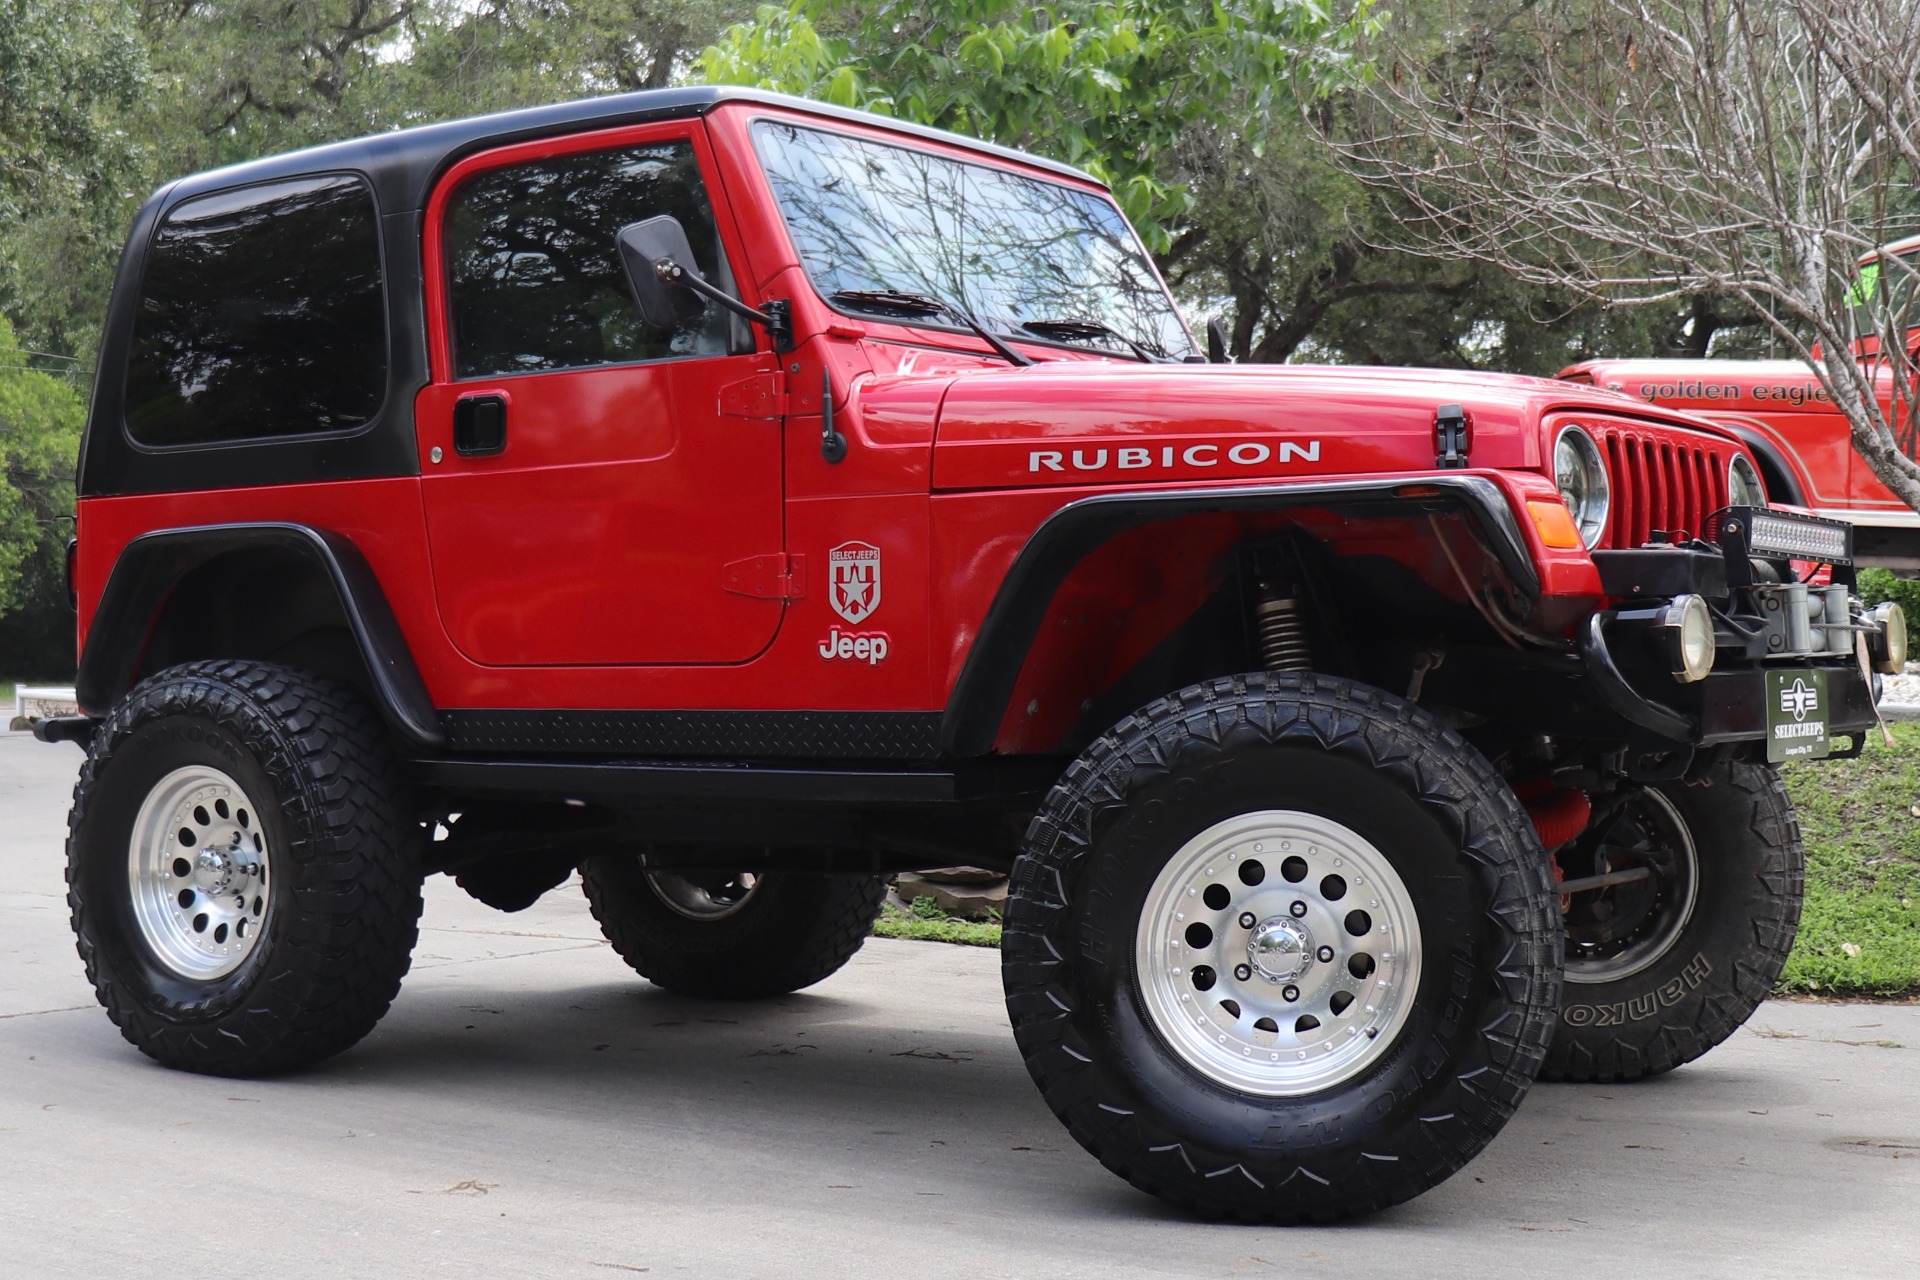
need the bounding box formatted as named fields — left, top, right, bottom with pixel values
left=749, top=119, right=1196, bottom=360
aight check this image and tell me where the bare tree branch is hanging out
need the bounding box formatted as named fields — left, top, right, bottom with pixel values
left=1343, top=0, right=1920, bottom=506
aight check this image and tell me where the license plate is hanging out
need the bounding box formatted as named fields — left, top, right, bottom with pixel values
left=1766, top=669, right=1830, bottom=762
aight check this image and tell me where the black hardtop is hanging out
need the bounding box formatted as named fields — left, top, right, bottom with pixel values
left=157, top=85, right=1097, bottom=217
left=80, top=88, right=1095, bottom=500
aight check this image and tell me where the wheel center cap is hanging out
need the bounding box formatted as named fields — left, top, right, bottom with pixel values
left=195, top=848, right=233, bottom=892
left=1247, top=917, right=1314, bottom=982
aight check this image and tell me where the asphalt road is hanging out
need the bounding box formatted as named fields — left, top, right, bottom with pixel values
left=3, top=733, right=1918, bottom=1278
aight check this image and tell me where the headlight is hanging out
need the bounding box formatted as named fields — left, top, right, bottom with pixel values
left=1660, top=594, right=1717, bottom=682
left=1553, top=425, right=1611, bottom=548
left=1728, top=454, right=1766, bottom=508
left=1871, top=601, right=1907, bottom=673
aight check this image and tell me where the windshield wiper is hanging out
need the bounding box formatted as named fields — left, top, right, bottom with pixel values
left=1020, top=319, right=1163, bottom=363
left=828, top=289, right=1033, bottom=367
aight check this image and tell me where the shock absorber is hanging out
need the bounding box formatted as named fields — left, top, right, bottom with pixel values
left=1255, top=585, right=1314, bottom=672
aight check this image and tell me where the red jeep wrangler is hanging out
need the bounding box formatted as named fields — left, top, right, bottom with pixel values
left=1561, top=235, right=1920, bottom=569
left=37, top=87, right=1903, bottom=1222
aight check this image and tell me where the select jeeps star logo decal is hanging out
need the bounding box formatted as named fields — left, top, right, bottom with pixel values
left=1780, top=677, right=1819, bottom=721
left=828, top=541, right=882, bottom=625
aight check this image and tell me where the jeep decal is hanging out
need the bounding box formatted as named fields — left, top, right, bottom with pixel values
left=828, top=541, right=882, bottom=625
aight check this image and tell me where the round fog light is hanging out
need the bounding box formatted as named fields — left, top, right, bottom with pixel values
left=1663, top=594, right=1716, bottom=682
left=1872, top=601, right=1907, bottom=674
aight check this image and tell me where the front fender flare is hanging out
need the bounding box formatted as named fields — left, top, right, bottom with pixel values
left=939, top=476, right=1540, bottom=757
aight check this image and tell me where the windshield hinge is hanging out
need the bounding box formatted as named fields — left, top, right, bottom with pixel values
left=763, top=299, right=794, bottom=352
left=723, top=553, right=806, bottom=602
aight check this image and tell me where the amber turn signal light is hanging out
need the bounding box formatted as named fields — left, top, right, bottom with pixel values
left=1526, top=499, right=1583, bottom=549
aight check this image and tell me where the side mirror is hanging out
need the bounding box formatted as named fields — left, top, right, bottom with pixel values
left=1207, top=318, right=1230, bottom=364
left=616, top=215, right=710, bottom=330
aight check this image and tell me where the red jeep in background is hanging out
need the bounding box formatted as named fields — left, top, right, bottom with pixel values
left=1561, top=235, right=1920, bottom=569
left=33, top=87, right=1902, bottom=1222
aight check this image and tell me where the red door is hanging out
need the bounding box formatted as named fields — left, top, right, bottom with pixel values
left=417, top=122, right=784, bottom=667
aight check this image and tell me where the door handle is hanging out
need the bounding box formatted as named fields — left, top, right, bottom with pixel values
left=454, top=393, right=508, bottom=457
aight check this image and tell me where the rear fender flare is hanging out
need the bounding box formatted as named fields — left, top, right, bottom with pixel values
left=77, top=522, right=444, bottom=750
left=939, top=477, right=1540, bottom=756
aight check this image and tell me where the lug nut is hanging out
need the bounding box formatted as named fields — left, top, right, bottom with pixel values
left=1239, top=912, right=1257, bottom=929
left=1317, top=945, right=1335, bottom=962
left=1282, top=985, right=1300, bottom=1002
left=1289, top=900, right=1308, bottom=918
left=1233, top=964, right=1252, bottom=982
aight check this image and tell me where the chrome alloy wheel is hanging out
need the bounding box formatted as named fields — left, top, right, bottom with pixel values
left=127, top=765, right=272, bottom=980
left=1134, top=812, right=1423, bottom=1096
left=645, top=869, right=761, bottom=921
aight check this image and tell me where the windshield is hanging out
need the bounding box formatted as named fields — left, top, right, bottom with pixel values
left=751, top=120, right=1196, bottom=359
left=1845, top=250, right=1919, bottom=349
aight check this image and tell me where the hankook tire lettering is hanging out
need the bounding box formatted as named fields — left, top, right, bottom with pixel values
left=1561, top=952, right=1713, bottom=1027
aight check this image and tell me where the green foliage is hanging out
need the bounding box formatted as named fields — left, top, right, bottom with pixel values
left=0, top=0, right=146, bottom=359
left=872, top=896, right=1003, bottom=947
left=703, top=0, right=1376, bottom=252
left=0, top=317, right=84, bottom=663
left=1779, top=724, right=1920, bottom=996
left=1857, top=568, right=1920, bottom=626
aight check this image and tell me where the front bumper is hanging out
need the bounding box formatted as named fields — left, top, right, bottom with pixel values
left=1416, top=628, right=1879, bottom=754
left=1578, top=613, right=1879, bottom=747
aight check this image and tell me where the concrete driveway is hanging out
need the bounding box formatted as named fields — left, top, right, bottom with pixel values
left=3, top=732, right=1917, bottom=1278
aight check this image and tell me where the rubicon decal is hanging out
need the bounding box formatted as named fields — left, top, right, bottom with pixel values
left=819, top=627, right=890, bottom=665
left=1027, top=441, right=1321, bottom=473
left=829, top=541, right=882, bottom=624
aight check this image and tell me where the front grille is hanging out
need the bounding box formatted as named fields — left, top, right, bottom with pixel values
left=1588, top=422, right=1729, bottom=549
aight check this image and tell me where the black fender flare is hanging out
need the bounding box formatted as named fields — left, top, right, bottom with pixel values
left=77, top=522, right=444, bottom=750
left=1712, top=424, right=1807, bottom=506
left=939, top=476, right=1541, bottom=756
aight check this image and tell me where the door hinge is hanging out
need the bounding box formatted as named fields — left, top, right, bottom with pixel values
left=719, top=371, right=787, bottom=420
left=723, top=553, right=805, bottom=601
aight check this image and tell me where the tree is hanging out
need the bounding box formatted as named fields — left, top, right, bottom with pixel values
left=0, top=0, right=146, bottom=361
left=702, top=0, right=1763, bottom=371
left=701, top=0, right=1376, bottom=253
left=0, top=317, right=86, bottom=674
left=1348, top=0, right=1920, bottom=504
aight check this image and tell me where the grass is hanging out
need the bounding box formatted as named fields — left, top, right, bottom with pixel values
left=1778, top=723, right=1920, bottom=997
left=872, top=896, right=1003, bottom=948
left=874, top=733, right=1920, bottom=999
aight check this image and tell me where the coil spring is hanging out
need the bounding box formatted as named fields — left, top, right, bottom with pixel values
left=1255, top=593, right=1313, bottom=672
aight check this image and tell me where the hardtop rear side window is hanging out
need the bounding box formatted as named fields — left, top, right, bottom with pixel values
left=125, top=174, right=387, bottom=447
left=443, top=140, right=731, bottom=379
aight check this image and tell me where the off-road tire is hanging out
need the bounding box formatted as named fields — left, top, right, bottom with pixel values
left=1542, top=758, right=1803, bottom=1083
left=1003, top=672, right=1563, bottom=1224
left=67, top=660, right=423, bottom=1076
left=580, top=859, right=886, bottom=998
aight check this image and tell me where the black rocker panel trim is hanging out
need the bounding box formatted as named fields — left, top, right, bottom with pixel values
left=78, top=523, right=444, bottom=750
left=411, top=757, right=1051, bottom=806
left=941, top=475, right=1541, bottom=757
left=440, top=709, right=944, bottom=760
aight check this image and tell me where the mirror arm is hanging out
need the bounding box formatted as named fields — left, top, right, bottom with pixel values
left=656, top=259, right=793, bottom=350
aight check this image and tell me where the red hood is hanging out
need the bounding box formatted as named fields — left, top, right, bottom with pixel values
left=859, top=361, right=1746, bottom=490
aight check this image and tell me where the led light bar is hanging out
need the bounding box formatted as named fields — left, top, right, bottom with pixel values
left=1746, top=511, right=1852, bottom=563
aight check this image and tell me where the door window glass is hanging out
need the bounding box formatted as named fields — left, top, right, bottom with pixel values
left=125, top=175, right=387, bottom=446
left=444, top=141, right=731, bottom=378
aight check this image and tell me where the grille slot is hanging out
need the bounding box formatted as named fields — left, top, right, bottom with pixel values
left=1589, top=423, right=1724, bottom=549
